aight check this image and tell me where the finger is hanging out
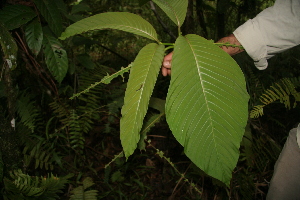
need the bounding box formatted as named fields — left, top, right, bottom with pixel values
left=167, top=68, right=171, bottom=76
left=163, top=61, right=171, bottom=68
left=162, top=66, right=168, bottom=76
left=164, top=52, right=173, bottom=62
left=163, top=52, right=173, bottom=68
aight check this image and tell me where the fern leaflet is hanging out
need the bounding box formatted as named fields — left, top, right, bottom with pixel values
left=250, top=78, right=300, bottom=118
left=70, top=177, right=98, bottom=200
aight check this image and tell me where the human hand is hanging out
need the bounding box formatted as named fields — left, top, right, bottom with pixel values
left=161, top=34, right=243, bottom=76
left=217, top=34, right=244, bottom=56
left=161, top=52, right=173, bottom=76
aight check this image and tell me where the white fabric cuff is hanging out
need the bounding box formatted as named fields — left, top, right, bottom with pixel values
left=233, top=19, right=268, bottom=70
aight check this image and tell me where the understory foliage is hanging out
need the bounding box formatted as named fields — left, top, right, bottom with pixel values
left=60, top=0, right=250, bottom=186
left=1, top=0, right=300, bottom=199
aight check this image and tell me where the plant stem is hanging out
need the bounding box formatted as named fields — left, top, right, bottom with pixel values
left=147, top=141, right=202, bottom=196
left=161, top=43, right=174, bottom=46
left=214, top=42, right=244, bottom=50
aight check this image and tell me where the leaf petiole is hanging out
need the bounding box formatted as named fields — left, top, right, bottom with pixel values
left=214, top=42, right=244, bottom=50
left=164, top=45, right=174, bottom=52
left=161, top=43, right=174, bottom=46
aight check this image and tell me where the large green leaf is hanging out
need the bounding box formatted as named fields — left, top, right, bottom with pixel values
left=33, top=0, right=63, bottom=37
left=43, top=33, right=68, bottom=83
left=166, top=34, right=249, bottom=185
left=120, top=43, right=164, bottom=159
left=0, top=22, right=18, bottom=70
left=152, top=0, right=188, bottom=28
left=25, top=18, right=43, bottom=56
left=60, top=12, right=159, bottom=42
left=0, top=4, right=36, bottom=30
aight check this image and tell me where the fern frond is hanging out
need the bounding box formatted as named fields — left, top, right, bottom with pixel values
left=69, top=109, right=85, bottom=153
left=16, top=92, right=41, bottom=132
left=49, top=98, right=70, bottom=119
left=250, top=78, right=300, bottom=118
left=289, top=76, right=300, bottom=87
left=249, top=105, right=264, bottom=119
left=22, top=138, right=56, bottom=171
left=70, top=177, right=98, bottom=200
left=39, top=173, right=73, bottom=200
left=3, top=170, right=72, bottom=199
left=76, top=65, right=110, bottom=134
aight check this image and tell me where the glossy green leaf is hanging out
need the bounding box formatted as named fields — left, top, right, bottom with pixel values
left=166, top=34, right=249, bottom=185
left=152, top=0, right=188, bottom=28
left=0, top=4, right=36, bottom=30
left=0, top=22, right=18, bottom=70
left=25, top=19, right=43, bottom=56
left=121, top=43, right=164, bottom=159
left=43, top=34, right=68, bottom=83
left=33, top=0, right=63, bottom=37
left=60, top=12, right=159, bottom=42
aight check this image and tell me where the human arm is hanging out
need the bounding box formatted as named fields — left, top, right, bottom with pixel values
left=233, top=0, right=300, bottom=70
left=162, top=0, right=300, bottom=75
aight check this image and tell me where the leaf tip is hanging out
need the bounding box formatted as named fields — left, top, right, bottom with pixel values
left=58, top=32, right=67, bottom=40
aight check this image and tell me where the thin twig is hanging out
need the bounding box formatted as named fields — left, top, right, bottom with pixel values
left=14, top=32, right=58, bottom=96
left=147, top=141, right=202, bottom=196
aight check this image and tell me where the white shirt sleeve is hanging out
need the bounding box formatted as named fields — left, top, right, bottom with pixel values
left=233, top=0, right=300, bottom=70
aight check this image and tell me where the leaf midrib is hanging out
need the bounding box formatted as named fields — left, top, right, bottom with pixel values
left=185, top=36, right=222, bottom=170
left=109, top=24, right=159, bottom=42
left=124, top=45, right=159, bottom=135
left=161, top=0, right=180, bottom=27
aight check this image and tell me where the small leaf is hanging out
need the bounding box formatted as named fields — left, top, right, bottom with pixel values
left=138, top=113, right=164, bottom=151
left=120, top=43, right=164, bottom=159
left=0, top=4, right=36, bottom=30
left=25, top=18, right=43, bottom=56
left=166, top=34, right=249, bottom=185
left=60, top=12, right=159, bottom=42
left=149, top=97, right=166, bottom=113
left=152, top=0, right=188, bottom=28
left=111, top=171, right=124, bottom=182
left=43, top=33, right=68, bottom=83
left=33, top=0, right=63, bottom=36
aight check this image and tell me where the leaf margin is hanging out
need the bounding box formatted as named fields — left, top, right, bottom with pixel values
left=165, top=34, right=249, bottom=185
left=120, top=43, right=165, bottom=159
